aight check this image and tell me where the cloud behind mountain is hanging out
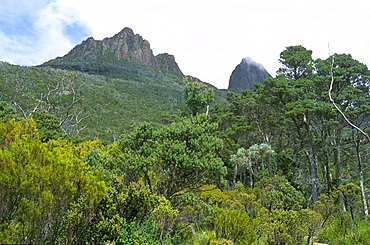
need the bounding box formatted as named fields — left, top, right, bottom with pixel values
left=0, top=0, right=91, bottom=65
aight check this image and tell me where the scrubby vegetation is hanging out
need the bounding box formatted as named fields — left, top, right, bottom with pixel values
left=0, top=45, right=369, bottom=244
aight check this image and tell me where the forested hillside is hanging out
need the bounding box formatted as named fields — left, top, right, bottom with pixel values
left=0, top=45, right=369, bottom=244
left=0, top=61, right=226, bottom=142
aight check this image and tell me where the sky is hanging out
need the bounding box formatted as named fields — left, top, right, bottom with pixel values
left=1, top=0, right=369, bottom=89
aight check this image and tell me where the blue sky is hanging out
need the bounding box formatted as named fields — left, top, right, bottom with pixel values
left=1, top=0, right=369, bottom=89
left=0, top=0, right=90, bottom=65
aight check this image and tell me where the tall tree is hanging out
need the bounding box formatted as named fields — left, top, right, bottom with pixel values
left=183, top=77, right=214, bottom=116
left=278, top=45, right=314, bottom=80
left=261, top=46, right=321, bottom=204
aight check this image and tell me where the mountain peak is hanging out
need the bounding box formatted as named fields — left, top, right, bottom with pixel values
left=118, top=27, right=134, bottom=35
left=228, top=57, right=271, bottom=93
left=86, top=36, right=95, bottom=42
left=241, top=56, right=257, bottom=65
left=111, top=27, right=136, bottom=42
left=43, top=27, right=183, bottom=76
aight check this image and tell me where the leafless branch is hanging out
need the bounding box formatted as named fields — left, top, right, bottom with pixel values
left=328, top=54, right=370, bottom=142
left=46, top=82, right=60, bottom=110
left=59, top=81, right=79, bottom=127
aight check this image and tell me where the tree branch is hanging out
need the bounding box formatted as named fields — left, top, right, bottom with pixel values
left=328, top=55, right=370, bottom=142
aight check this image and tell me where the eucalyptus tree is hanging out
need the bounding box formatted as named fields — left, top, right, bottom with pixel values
left=258, top=46, right=324, bottom=205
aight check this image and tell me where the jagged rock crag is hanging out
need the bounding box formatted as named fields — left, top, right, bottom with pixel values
left=53, top=27, right=183, bottom=75
left=156, top=53, right=183, bottom=76
left=228, top=57, right=271, bottom=94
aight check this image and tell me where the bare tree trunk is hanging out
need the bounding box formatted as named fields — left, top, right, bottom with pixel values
left=304, top=149, right=320, bottom=206
left=333, top=128, right=347, bottom=211
left=322, top=151, right=333, bottom=193
left=233, top=164, right=238, bottom=189
left=334, top=130, right=342, bottom=187
left=355, top=136, right=369, bottom=216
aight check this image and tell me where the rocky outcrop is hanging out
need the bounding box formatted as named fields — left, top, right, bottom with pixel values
left=57, top=27, right=183, bottom=75
left=155, top=53, right=183, bottom=76
left=228, top=57, right=271, bottom=94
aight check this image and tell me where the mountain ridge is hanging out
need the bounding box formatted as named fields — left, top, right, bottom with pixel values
left=42, top=27, right=183, bottom=76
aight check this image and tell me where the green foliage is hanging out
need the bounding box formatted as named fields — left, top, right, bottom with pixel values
left=184, top=76, right=215, bottom=116
left=355, top=221, right=370, bottom=245
left=259, top=176, right=305, bottom=211
left=60, top=145, right=178, bottom=244
left=0, top=118, right=107, bottom=244
left=230, top=144, right=276, bottom=188
left=278, top=45, right=314, bottom=79
left=32, top=110, right=65, bottom=141
left=209, top=238, right=235, bottom=245
left=117, top=219, right=158, bottom=245
left=259, top=209, right=306, bottom=245
left=217, top=45, right=370, bottom=208
left=212, top=208, right=256, bottom=244
left=339, top=183, right=362, bottom=214
left=122, top=181, right=176, bottom=223
left=118, top=116, right=227, bottom=199
left=230, top=147, right=249, bottom=167
left=317, top=211, right=370, bottom=245
left=0, top=117, right=37, bottom=145
left=176, top=185, right=260, bottom=245
left=0, top=101, right=18, bottom=121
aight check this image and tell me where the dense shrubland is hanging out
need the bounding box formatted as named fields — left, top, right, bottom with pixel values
left=0, top=45, right=369, bottom=244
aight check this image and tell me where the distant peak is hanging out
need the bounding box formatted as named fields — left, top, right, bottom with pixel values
left=242, top=56, right=255, bottom=63
left=228, top=57, right=271, bottom=93
left=241, top=57, right=260, bottom=66
left=86, top=36, right=95, bottom=42
left=240, top=57, right=267, bottom=71
left=123, top=27, right=133, bottom=31
left=118, top=27, right=134, bottom=35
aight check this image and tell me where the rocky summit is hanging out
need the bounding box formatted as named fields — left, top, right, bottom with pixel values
left=44, top=27, right=183, bottom=76
left=228, top=57, right=271, bottom=94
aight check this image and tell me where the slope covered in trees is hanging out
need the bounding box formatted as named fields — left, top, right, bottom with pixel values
left=0, top=61, right=226, bottom=143
left=0, top=45, right=369, bottom=244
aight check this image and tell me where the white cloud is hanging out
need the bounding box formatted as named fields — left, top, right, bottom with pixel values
left=0, top=27, right=36, bottom=65
left=32, top=0, right=91, bottom=64
left=0, top=0, right=91, bottom=66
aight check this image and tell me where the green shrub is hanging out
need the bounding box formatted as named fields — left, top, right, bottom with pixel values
left=212, top=208, right=257, bottom=245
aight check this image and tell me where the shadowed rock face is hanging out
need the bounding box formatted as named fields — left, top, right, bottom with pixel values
left=228, top=57, right=271, bottom=94
left=53, top=27, right=183, bottom=75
